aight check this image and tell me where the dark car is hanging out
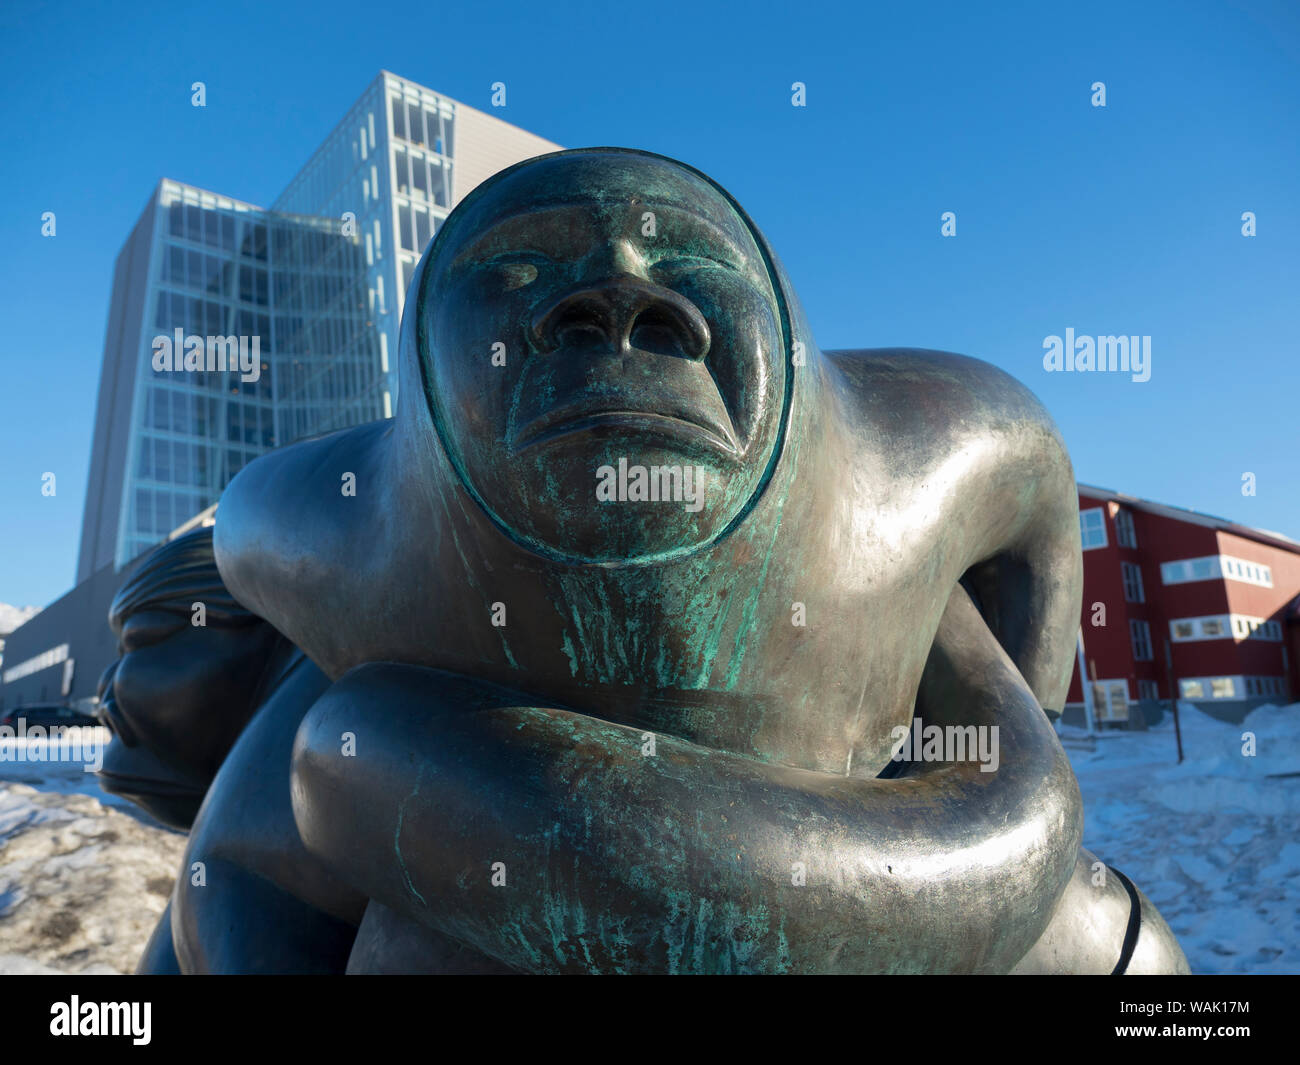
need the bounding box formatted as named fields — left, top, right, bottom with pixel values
left=0, top=703, right=101, bottom=729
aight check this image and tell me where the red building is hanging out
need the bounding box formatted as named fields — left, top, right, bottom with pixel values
left=1066, top=485, right=1300, bottom=726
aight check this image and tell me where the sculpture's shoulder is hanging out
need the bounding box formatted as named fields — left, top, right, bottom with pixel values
left=823, top=347, right=1066, bottom=447
left=213, top=418, right=393, bottom=639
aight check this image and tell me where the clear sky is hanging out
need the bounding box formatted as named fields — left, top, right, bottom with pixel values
left=0, top=0, right=1296, bottom=609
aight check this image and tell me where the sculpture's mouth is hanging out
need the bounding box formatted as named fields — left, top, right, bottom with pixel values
left=510, top=353, right=741, bottom=461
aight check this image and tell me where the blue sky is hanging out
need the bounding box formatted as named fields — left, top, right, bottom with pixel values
left=0, top=0, right=1296, bottom=609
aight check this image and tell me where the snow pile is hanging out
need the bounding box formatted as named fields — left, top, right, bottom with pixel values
left=0, top=735, right=185, bottom=975
left=1062, top=701, right=1300, bottom=974
left=1, top=704, right=1296, bottom=975
left=0, top=602, right=40, bottom=636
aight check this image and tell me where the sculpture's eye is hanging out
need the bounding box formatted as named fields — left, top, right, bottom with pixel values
left=120, top=610, right=187, bottom=652
left=484, top=252, right=548, bottom=291
left=650, top=254, right=737, bottom=280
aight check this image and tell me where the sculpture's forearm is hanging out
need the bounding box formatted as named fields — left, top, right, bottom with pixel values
left=292, top=591, right=1082, bottom=974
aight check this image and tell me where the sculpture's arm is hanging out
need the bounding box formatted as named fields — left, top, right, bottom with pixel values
left=135, top=901, right=180, bottom=974
left=829, top=348, right=1085, bottom=711
left=169, top=652, right=366, bottom=973
left=171, top=856, right=358, bottom=974
left=292, top=586, right=1082, bottom=974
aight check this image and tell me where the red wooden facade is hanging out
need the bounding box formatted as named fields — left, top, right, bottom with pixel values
left=1067, top=485, right=1300, bottom=718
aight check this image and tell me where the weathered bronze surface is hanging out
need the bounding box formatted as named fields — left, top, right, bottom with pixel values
left=119, top=148, right=1187, bottom=973
left=96, top=528, right=286, bottom=830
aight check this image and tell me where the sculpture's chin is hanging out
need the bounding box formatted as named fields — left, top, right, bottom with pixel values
left=98, top=746, right=208, bottom=829
left=96, top=772, right=205, bottom=830
left=460, top=438, right=749, bottom=564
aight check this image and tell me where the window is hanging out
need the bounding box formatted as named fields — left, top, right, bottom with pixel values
left=137, top=437, right=154, bottom=479
left=1138, top=679, right=1159, bottom=701
left=408, top=101, right=424, bottom=146
left=411, top=153, right=428, bottom=199
left=1162, top=554, right=1272, bottom=586
left=1247, top=677, right=1257, bottom=696
left=1121, top=561, right=1144, bottom=602
left=414, top=206, right=432, bottom=252
left=390, top=96, right=406, bottom=140
left=1091, top=679, right=1130, bottom=722
left=136, top=488, right=154, bottom=533
left=1130, top=619, right=1153, bottom=661
left=1115, top=508, right=1137, bottom=548
left=1171, top=615, right=1243, bottom=641
left=393, top=146, right=409, bottom=194
left=1080, top=508, right=1107, bottom=550
left=398, top=207, right=414, bottom=252
left=1180, top=676, right=1240, bottom=700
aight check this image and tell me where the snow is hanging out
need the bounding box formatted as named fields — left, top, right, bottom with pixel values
left=0, top=602, right=40, bottom=636
left=0, top=732, right=184, bottom=975
left=1, top=705, right=1296, bottom=974
left=1061, top=700, right=1300, bottom=974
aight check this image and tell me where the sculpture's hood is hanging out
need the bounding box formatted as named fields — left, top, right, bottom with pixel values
left=394, top=146, right=830, bottom=566
left=217, top=148, right=849, bottom=745
left=371, top=148, right=846, bottom=700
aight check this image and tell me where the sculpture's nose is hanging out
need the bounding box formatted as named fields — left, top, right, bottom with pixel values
left=530, top=275, right=711, bottom=361
left=94, top=660, right=138, bottom=747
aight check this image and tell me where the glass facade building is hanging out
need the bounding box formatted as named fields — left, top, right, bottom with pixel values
left=77, top=72, right=560, bottom=580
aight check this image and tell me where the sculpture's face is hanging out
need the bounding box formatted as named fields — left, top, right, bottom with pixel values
left=97, top=610, right=276, bottom=828
left=421, top=152, right=788, bottom=563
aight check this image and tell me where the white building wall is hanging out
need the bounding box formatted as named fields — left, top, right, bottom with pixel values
left=451, top=104, right=562, bottom=207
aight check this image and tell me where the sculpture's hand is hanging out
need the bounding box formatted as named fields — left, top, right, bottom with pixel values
left=291, top=585, right=1081, bottom=974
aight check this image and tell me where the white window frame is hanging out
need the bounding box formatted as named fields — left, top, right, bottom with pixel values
left=1179, top=675, right=1244, bottom=700
left=1080, top=508, right=1108, bottom=551
left=1163, top=554, right=1275, bottom=588
left=1089, top=678, right=1130, bottom=722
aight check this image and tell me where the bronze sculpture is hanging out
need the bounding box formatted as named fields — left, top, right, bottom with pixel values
left=95, top=528, right=351, bottom=973
left=113, top=149, right=1188, bottom=973
left=97, top=528, right=289, bottom=831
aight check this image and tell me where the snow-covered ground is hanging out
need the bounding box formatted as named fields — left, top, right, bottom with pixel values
left=0, top=601, right=40, bottom=636
left=1062, top=700, right=1300, bottom=975
left=0, top=729, right=185, bottom=975
left=0, top=707, right=1295, bottom=974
